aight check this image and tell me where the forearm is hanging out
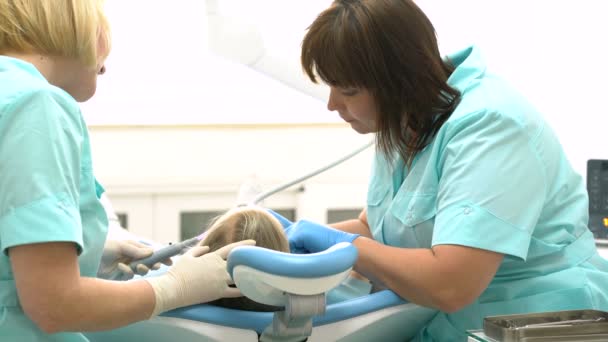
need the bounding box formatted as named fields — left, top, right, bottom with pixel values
left=55, top=278, right=155, bottom=332
left=11, top=242, right=156, bottom=333
left=352, top=237, right=446, bottom=309
left=352, top=237, right=502, bottom=312
left=14, top=240, right=252, bottom=334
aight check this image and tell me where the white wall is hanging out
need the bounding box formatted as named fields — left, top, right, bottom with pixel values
left=415, top=0, right=608, bottom=177
left=91, top=125, right=373, bottom=188
left=88, top=0, right=608, bottom=240
left=85, top=0, right=370, bottom=241
left=90, top=124, right=373, bottom=242
left=89, top=1, right=608, bottom=172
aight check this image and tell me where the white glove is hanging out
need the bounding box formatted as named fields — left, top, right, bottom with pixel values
left=98, top=240, right=170, bottom=281
left=145, top=239, right=256, bottom=317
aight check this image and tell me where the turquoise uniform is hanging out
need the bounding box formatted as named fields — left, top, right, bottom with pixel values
left=366, top=46, right=608, bottom=341
left=0, top=56, right=108, bottom=341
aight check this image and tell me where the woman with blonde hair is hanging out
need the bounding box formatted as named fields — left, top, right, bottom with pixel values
left=0, top=1, right=252, bottom=340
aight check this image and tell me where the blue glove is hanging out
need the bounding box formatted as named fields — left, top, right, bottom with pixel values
left=285, top=220, right=359, bottom=254
left=266, top=208, right=294, bottom=229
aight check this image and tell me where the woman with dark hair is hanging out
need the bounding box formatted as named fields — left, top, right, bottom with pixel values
left=278, top=0, right=608, bottom=340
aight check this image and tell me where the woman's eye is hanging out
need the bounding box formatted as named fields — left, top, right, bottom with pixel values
left=341, top=89, right=358, bottom=96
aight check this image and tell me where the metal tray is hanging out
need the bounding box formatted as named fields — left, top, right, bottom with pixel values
left=483, top=309, right=608, bottom=342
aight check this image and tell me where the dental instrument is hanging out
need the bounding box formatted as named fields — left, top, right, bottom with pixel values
left=128, top=235, right=202, bottom=273
left=243, top=140, right=374, bottom=206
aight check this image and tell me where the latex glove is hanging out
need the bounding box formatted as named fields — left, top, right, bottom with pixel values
left=98, top=240, right=171, bottom=281
left=265, top=208, right=293, bottom=229
left=145, top=239, right=256, bottom=317
left=286, top=220, right=360, bottom=254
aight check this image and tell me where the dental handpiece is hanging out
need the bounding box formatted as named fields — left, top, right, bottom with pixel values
left=128, top=236, right=201, bottom=273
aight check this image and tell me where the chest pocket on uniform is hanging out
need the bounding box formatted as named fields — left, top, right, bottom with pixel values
left=366, top=185, right=391, bottom=244
left=387, top=192, right=438, bottom=248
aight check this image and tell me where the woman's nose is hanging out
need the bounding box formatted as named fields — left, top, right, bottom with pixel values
left=327, top=88, right=342, bottom=112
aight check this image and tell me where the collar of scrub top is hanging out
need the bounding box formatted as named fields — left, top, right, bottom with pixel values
left=445, top=45, right=486, bottom=92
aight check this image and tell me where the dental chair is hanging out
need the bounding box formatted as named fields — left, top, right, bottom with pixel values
left=85, top=242, right=437, bottom=342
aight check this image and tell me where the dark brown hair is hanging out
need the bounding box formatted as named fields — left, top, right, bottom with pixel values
left=301, top=0, right=460, bottom=166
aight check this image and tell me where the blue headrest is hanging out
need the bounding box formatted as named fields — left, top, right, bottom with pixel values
left=227, top=242, right=358, bottom=278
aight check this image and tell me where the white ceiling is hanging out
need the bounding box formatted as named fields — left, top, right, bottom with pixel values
left=83, top=0, right=608, bottom=133
left=81, top=0, right=334, bottom=126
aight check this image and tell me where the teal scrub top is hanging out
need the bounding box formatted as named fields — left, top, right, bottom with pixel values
left=0, top=56, right=109, bottom=341
left=366, top=46, right=608, bottom=341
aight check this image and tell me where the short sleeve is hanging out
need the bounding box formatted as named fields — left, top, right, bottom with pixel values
left=432, top=110, right=547, bottom=260
left=0, top=88, right=85, bottom=254
left=95, top=179, right=105, bottom=198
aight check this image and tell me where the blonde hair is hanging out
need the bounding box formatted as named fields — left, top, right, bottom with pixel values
left=0, top=0, right=111, bottom=67
left=202, top=206, right=289, bottom=253
left=202, top=206, right=289, bottom=312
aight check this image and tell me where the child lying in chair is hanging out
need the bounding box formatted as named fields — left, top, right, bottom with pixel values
left=201, top=205, right=372, bottom=311
left=201, top=205, right=289, bottom=312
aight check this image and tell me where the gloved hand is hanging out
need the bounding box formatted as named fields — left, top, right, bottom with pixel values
left=97, top=240, right=172, bottom=281
left=265, top=208, right=294, bottom=229
left=286, top=220, right=360, bottom=254
left=144, top=239, right=256, bottom=317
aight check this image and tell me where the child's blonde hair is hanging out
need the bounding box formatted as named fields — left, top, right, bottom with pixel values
left=202, top=206, right=289, bottom=312
left=0, top=0, right=111, bottom=67
left=202, top=206, right=289, bottom=253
